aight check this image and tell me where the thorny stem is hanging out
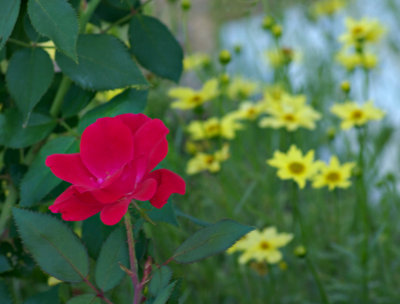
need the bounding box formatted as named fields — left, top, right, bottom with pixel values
left=124, top=212, right=143, bottom=304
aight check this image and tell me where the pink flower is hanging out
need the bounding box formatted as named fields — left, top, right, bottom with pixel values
left=46, top=114, right=186, bottom=225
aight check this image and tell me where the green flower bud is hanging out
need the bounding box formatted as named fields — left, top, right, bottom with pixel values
left=219, top=49, right=231, bottom=65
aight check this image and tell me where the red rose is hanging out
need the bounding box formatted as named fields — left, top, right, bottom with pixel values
left=46, top=114, right=186, bottom=225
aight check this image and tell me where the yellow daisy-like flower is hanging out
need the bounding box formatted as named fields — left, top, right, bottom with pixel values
left=226, top=77, right=259, bottom=101
left=168, top=78, right=219, bottom=110
left=183, top=53, right=211, bottom=71
left=186, top=144, right=230, bottom=175
left=339, top=17, right=385, bottom=48
left=311, top=0, right=346, bottom=17
left=336, top=51, right=378, bottom=71
left=330, top=100, right=385, bottom=129
left=267, top=145, right=322, bottom=188
left=228, top=227, right=293, bottom=265
left=231, top=101, right=265, bottom=121
left=259, top=94, right=321, bottom=131
left=186, top=114, right=242, bottom=140
left=312, top=156, right=356, bottom=190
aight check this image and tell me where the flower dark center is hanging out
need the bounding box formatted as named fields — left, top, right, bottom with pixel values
left=351, top=110, right=364, bottom=120
left=326, top=172, right=340, bottom=182
left=191, top=94, right=203, bottom=105
left=289, top=162, right=305, bottom=174
left=259, top=241, right=270, bottom=250
left=283, top=114, right=296, bottom=122
left=205, top=155, right=215, bottom=164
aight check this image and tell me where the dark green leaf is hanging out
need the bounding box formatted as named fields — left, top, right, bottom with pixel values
left=13, top=208, right=89, bottom=282
left=172, top=219, right=254, bottom=264
left=140, top=201, right=178, bottom=227
left=61, top=84, right=95, bottom=118
left=129, top=15, right=183, bottom=82
left=56, top=34, right=147, bottom=91
left=0, top=109, right=56, bottom=149
left=20, top=136, right=78, bottom=207
left=148, top=266, right=172, bottom=296
left=0, top=256, right=11, bottom=273
left=0, top=0, right=21, bottom=50
left=95, top=228, right=129, bottom=292
left=78, top=88, right=147, bottom=132
left=6, top=48, right=54, bottom=117
left=24, top=14, right=48, bottom=43
left=23, top=286, right=59, bottom=304
left=153, top=281, right=177, bottom=304
left=82, top=214, right=114, bottom=260
left=0, top=279, right=12, bottom=304
left=28, top=0, right=78, bottom=60
left=66, top=294, right=101, bottom=304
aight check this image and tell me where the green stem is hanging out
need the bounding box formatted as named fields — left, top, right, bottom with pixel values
left=49, top=77, right=72, bottom=118
left=101, top=12, right=135, bottom=34
left=79, top=0, right=102, bottom=33
left=0, top=183, right=18, bottom=236
left=7, top=38, right=34, bottom=48
left=124, top=211, right=142, bottom=304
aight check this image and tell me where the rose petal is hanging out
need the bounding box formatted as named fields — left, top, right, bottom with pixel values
left=100, top=199, right=131, bottom=225
left=131, top=178, right=157, bottom=201
left=49, top=186, right=103, bottom=221
left=45, top=153, right=98, bottom=188
left=117, top=113, right=151, bottom=137
left=134, top=119, right=169, bottom=171
left=147, top=169, right=186, bottom=208
left=80, top=117, right=134, bottom=180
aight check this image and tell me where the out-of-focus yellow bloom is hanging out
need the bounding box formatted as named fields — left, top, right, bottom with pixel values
left=219, top=49, right=231, bottom=65
left=228, top=227, right=293, bottom=265
left=168, top=79, right=219, bottom=110
left=331, top=100, right=385, bottom=129
left=231, top=101, right=264, bottom=120
left=187, top=114, right=242, bottom=140
left=226, top=77, right=259, bottom=101
left=265, top=47, right=298, bottom=68
left=312, top=156, right=355, bottom=190
left=260, top=84, right=288, bottom=106
left=267, top=145, right=322, bottom=188
left=96, top=88, right=125, bottom=102
left=311, top=0, right=346, bottom=17
left=185, top=140, right=210, bottom=155
left=271, top=25, right=283, bottom=37
left=339, top=17, right=385, bottom=48
left=294, top=245, right=307, bottom=258
left=259, top=94, right=321, bottom=131
left=183, top=53, right=210, bottom=71
left=340, top=80, right=351, bottom=93
left=336, top=51, right=378, bottom=70
left=186, top=144, right=230, bottom=175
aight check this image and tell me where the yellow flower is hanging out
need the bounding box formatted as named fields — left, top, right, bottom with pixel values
left=311, top=0, right=346, bottom=17
left=231, top=101, right=264, bottom=121
left=186, top=145, right=230, bottom=175
left=168, top=78, right=219, bottom=110
left=183, top=53, right=210, bottom=71
left=228, top=227, right=293, bottom=265
left=312, top=156, right=355, bottom=190
left=330, top=100, right=385, bottom=129
left=226, top=77, right=259, bottom=100
left=259, top=94, right=321, bottom=131
left=186, top=115, right=242, bottom=140
left=267, top=145, right=322, bottom=188
left=339, top=17, right=385, bottom=48
left=265, top=48, right=298, bottom=68
left=336, top=50, right=378, bottom=70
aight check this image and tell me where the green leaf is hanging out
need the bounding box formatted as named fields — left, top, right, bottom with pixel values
left=82, top=214, right=114, bottom=259
left=0, top=0, right=21, bottom=50
left=66, top=294, right=101, bottom=304
left=78, top=88, right=147, bottom=133
left=61, top=84, right=95, bottom=118
left=153, top=281, right=177, bottom=304
left=95, top=228, right=129, bottom=292
left=0, top=109, right=56, bottom=149
left=13, top=208, right=89, bottom=282
left=56, top=34, right=147, bottom=91
left=20, top=136, right=78, bottom=207
left=129, top=15, right=183, bottom=82
left=6, top=48, right=54, bottom=117
left=0, top=279, right=12, bottom=304
left=27, top=0, right=78, bottom=60
left=139, top=201, right=178, bottom=227
left=172, top=219, right=254, bottom=264
left=23, top=286, right=59, bottom=304
left=0, top=256, right=12, bottom=273
left=148, top=266, right=172, bottom=296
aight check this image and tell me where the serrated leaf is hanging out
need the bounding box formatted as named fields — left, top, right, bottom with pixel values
left=13, top=208, right=89, bottom=282
left=0, top=279, right=12, bottom=304
left=28, top=0, right=78, bottom=60
left=0, top=109, right=56, bottom=149
left=140, top=201, right=178, bottom=227
left=95, top=228, right=129, bottom=292
left=61, top=84, right=95, bottom=118
left=23, top=286, right=59, bottom=304
left=20, top=136, right=78, bottom=207
left=66, top=294, right=101, bottom=304
left=153, top=281, right=177, bottom=304
left=82, top=214, right=114, bottom=260
left=129, top=15, right=183, bottom=82
left=0, top=0, right=21, bottom=50
left=6, top=48, right=54, bottom=117
left=148, top=266, right=172, bottom=296
left=56, top=34, right=147, bottom=91
left=172, top=220, right=254, bottom=264
left=78, top=88, right=147, bottom=132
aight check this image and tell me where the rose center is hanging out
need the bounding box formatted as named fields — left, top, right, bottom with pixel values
left=326, top=172, right=340, bottom=182
left=289, top=162, right=305, bottom=174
